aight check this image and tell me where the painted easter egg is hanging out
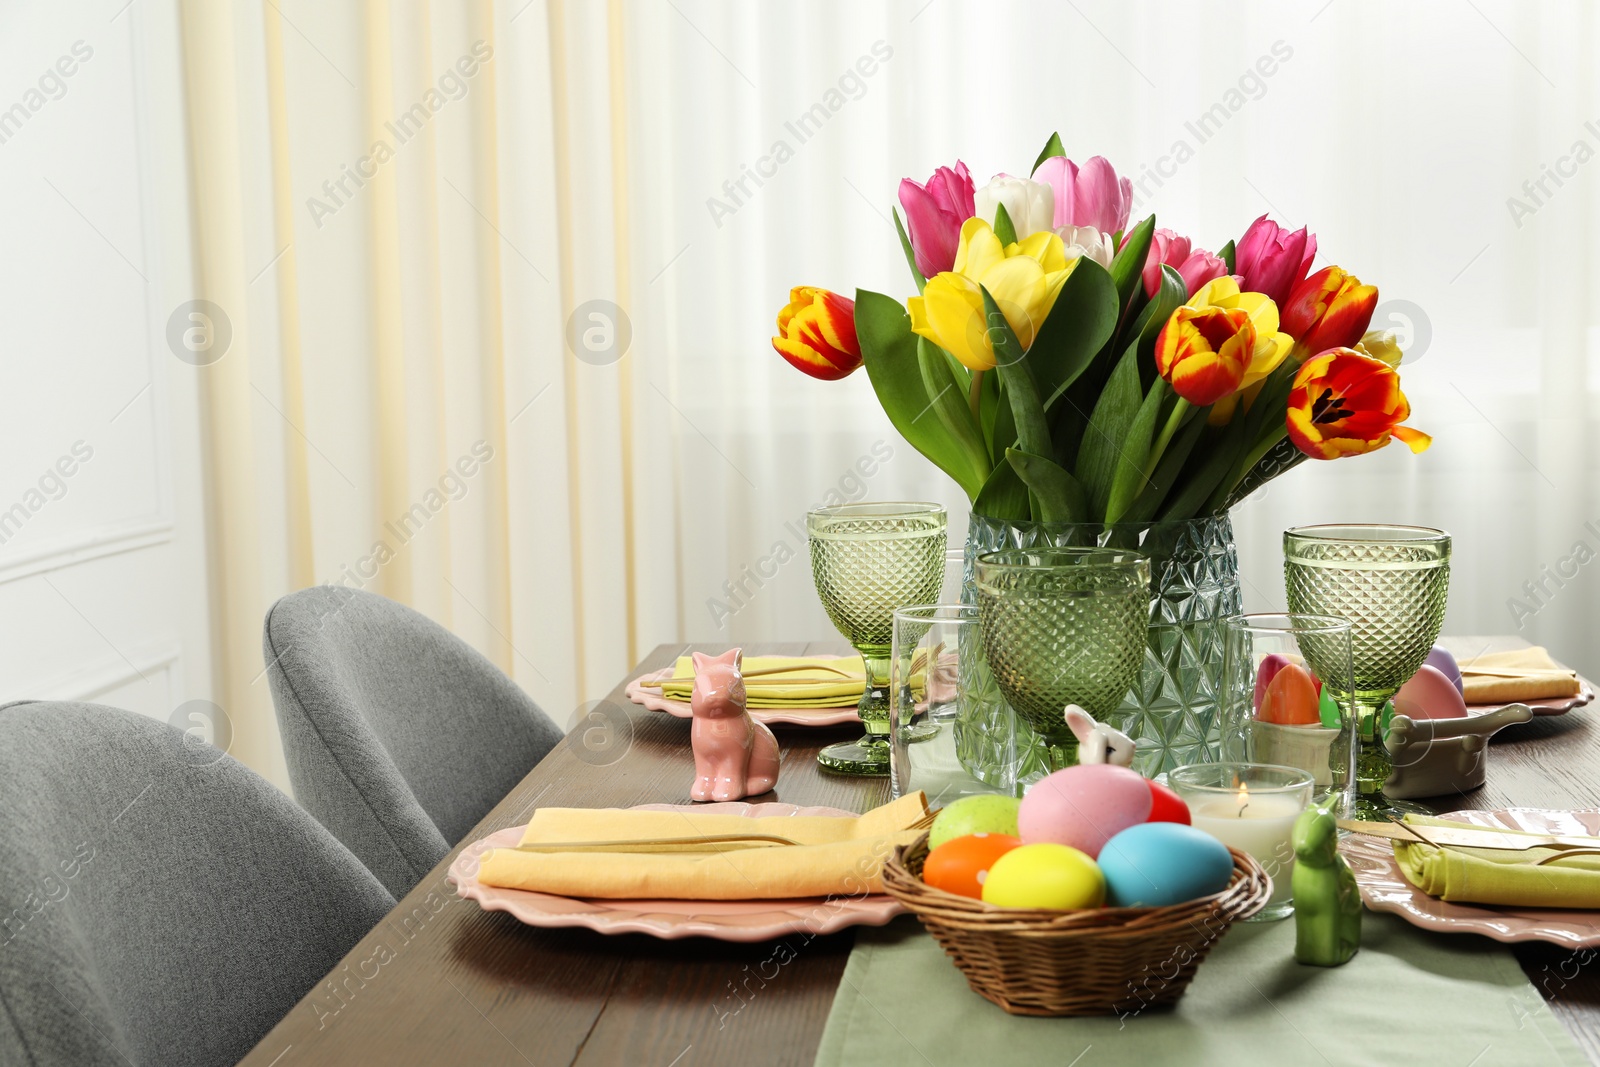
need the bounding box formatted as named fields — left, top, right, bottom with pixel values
left=980, top=842, right=1104, bottom=910
left=928, top=795, right=1021, bottom=850
left=1018, top=764, right=1152, bottom=858
left=1424, top=645, right=1465, bottom=696
left=1395, top=664, right=1468, bottom=720
left=1253, top=653, right=1293, bottom=713
left=1099, top=823, right=1235, bottom=907
left=921, top=833, right=1021, bottom=899
left=1259, top=662, right=1322, bottom=725
left=1146, top=779, right=1191, bottom=824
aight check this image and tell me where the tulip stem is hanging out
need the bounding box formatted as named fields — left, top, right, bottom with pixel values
left=968, top=370, right=984, bottom=427
left=1144, top=397, right=1190, bottom=480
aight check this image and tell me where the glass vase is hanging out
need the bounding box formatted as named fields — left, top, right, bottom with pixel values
left=957, top=512, right=1241, bottom=789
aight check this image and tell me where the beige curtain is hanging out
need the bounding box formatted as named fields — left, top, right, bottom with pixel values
left=176, top=0, right=641, bottom=787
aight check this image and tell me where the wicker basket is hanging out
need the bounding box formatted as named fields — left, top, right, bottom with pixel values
left=881, top=833, right=1272, bottom=1017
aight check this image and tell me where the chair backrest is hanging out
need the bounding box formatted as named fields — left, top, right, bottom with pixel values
left=263, top=586, right=563, bottom=896
left=0, top=701, right=394, bottom=1067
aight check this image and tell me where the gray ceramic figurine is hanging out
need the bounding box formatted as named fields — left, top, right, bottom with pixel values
left=1291, top=803, right=1360, bottom=966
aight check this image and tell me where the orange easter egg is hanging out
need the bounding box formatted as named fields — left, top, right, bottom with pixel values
left=1259, top=662, right=1321, bottom=725
left=922, top=833, right=1022, bottom=899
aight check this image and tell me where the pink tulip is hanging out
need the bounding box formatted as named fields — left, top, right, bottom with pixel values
left=1136, top=228, right=1231, bottom=299
left=1234, top=214, right=1317, bottom=306
left=898, top=161, right=976, bottom=278
left=1032, top=155, right=1133, bottom=235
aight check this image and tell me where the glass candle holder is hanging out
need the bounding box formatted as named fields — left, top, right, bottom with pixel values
left=1220, top=614, right=1357, bottom=818
left=889, top=604, right=1027, bottom=801
left=1168, top=762, right=1315, bottom=922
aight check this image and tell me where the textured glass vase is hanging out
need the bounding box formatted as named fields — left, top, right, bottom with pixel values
left=957, top=512, right=1242, bottom=788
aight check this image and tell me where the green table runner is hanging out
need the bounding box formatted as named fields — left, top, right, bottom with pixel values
left=816, top=914, right=1584, bottom=1066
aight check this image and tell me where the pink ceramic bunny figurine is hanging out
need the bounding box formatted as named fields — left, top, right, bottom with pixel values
left=690, top=648, right=781, bottom=802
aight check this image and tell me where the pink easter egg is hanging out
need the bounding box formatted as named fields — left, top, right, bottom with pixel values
left=1018, top=764, right=1153, bottom=858
left=1254, top=653, right=1293, bottom=713
left=1394, top=664, right=1469, bottom=720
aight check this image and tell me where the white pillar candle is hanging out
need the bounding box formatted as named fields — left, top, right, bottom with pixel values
left=1189, top=785, right=1303, bottom=905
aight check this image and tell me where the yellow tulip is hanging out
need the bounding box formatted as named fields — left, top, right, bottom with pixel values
left=908, top=218, right=1077, bottom=371
left=1188, top=276, right=1293, bottom=425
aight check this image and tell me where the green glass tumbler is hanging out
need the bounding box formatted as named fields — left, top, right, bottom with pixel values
left=974, top=548, right=1150, bottom=770
left=807, top=502, right=947, bottom=776
left=1283, top=524, right=1451, bottom=818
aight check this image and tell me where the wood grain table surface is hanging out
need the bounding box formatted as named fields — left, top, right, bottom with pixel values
left=240, top=637, right=1600, bottom=1066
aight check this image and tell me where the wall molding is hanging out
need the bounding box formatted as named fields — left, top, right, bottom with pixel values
left=10, top=640, right=181, bottom=704
left=0, top=518, right=175, bottom=587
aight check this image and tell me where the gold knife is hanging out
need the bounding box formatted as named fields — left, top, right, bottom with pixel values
left=1339, top=819, right=1600, bottom=852
left=510, top=832, right=800, bottom=855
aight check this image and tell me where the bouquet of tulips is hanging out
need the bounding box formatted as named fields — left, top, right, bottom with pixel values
left=772, top=133, right=1430, bottom=525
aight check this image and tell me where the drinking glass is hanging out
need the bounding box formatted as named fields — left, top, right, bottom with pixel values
left=889, top=605, right=1026, bottom=801
left=973, top=548, right=1150, bottom=770
left=807, top=502, right=947, bottom=775
left=1220, top=614, right=1357, bottom=817
left=1283, top=524, right=1451, bottom=818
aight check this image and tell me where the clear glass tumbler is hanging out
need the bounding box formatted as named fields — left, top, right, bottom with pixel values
left=1220, top=613, right=1357, bottom=817
left=1169, top=762, right=1315, bottom=922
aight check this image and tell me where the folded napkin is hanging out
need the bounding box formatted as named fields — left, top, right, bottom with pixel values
left=651, top=656, right=866, bottom=708
left=1458, top=647, right=1580, bottom=704
left=475, top=792, right=928, bottom=900
left=1393, top=815, right=1600, bottom=908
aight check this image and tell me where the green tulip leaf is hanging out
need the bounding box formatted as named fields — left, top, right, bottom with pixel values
left=1104, top=377, right=1167, bottom=524
left=1032, top=131, right=1067, bottom=175
left=1123, top=409, right=1211, bottom=524
left=1075, top=339, right=1147, bottom=522
left=916, top=336, right=991, bottom=483
left=992, top=201, right=1018, bottom=246
left=1006, top=447, right=1087, bottom=523
left=855, top=289, right=986, bottom=499
left=1029, top=257, right=1120, bottom=411
left=1111, top=215, right=1156, bottom=315
left=979, top=285, right=1051, bottom=459
left=973, top=456, right=1030, bottom=521
left=981, top=369, right=1005, bottom=460
left=892, top=207, right=928, bottom=293
left=1217, top=238, right=1236, bottom=274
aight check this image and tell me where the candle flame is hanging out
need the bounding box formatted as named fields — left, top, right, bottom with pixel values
left=1236, top=782, right=1250, bottom=817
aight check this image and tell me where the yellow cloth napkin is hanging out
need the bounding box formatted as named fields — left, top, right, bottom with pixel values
left=1458, top=647, right=1580, bottom=704
left=1393, top=815, right=1600, bottom=908
left=475, top=793, right=928, bottom=900
left=652, top=656, right=865, bottom=708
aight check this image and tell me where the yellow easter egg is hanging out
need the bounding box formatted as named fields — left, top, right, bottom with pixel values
left=979, top=842, right=1104, bottom=910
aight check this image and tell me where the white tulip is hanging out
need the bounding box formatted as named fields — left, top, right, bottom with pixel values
left=972, top=174, right=1055, bottom=240
left=1054, top=225, right=1115, bottom=269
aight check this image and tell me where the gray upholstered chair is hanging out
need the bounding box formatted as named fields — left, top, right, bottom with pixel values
left=0, top=700, right=394, bottom=1067
left=262, top=586, right=564, bottom=897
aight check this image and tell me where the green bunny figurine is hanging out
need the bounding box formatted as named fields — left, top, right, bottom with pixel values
left=1291, top=803, right=1360, bottom=966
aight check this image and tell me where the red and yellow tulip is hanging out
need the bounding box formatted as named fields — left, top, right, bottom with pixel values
left=1154, top=305, right=1256, bottom=406
left=772, top=287, right=861, bottom=380
left=1281, top=266, right=1378, bottom=358
left=1286, top=348, right=1431, bottom=459
left=1186, top=277, right=1293, bottom=424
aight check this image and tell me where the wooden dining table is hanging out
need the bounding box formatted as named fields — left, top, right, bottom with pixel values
left=240, top=637, right=1600, bottom=1066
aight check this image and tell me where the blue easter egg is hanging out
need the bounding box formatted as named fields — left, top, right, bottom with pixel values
left=1098, top=822, right=1235, bottom=908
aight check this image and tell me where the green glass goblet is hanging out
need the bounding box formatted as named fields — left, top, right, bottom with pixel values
left=974, top=548, right=1151, bottom=770
left=1284, top=524, right=1451, bottom=818
left=807, top=502, right=947, bottom=775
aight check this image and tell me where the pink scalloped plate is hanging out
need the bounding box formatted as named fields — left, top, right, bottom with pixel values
left=1342, top=808, right=1600, bottom=947
left=626, top=662, right=861, bottom=727
left=449, top=802, right=903, bottom=941
left=1466, top=676, right=1594, bottom=718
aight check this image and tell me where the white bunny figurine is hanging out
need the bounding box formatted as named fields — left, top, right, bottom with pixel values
left=1064, top=705, right=1135, bottom=767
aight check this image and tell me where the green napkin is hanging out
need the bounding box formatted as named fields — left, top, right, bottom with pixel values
left=1394, top=815, right=1600, bottom=907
